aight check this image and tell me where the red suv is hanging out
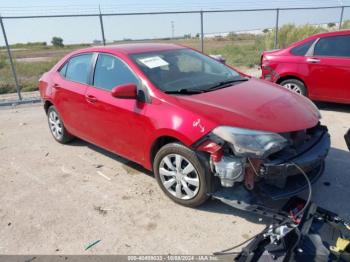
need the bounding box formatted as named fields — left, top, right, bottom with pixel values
left=261, top=30, right=350, bottom=104
left=39, top=44, right=330, bottom=207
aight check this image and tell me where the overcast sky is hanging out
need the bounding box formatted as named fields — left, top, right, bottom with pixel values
left=1, top=0, right=350, bottom=45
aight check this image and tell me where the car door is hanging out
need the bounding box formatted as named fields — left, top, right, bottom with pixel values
left=53, top=53, right=94, bottom=138
left=84, top=53, right=149, bottom=163
left=306, top=34, right=350, bottom=102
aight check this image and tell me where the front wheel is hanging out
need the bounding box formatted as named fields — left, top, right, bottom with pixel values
left=280, top=79, right=307, bottom=96
left=153, top=143, right=210, bottom=207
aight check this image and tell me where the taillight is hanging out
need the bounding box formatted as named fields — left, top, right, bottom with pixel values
left=261, top=55, right=269, bottom=68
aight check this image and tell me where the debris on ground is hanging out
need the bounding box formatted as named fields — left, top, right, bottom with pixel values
left=93, top=164, right=103, bottom=168
left=85, top=240, right=101, bottom=251
left=93, top=205, right=112, bottom=216
left=97, top=171, right=111, bottom=181
left=323, top=181, right=331, bottom=186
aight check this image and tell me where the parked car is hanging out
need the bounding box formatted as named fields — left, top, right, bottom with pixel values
left=261, top=30, right=350, bottom=104
left=39, top=43, right=330, bottom=207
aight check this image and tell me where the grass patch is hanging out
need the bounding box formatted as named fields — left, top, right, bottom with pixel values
left=0, top=59, right=57, bottom=94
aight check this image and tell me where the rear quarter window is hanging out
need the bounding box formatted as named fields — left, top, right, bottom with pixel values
left=290, top=40, right=315, bottom=56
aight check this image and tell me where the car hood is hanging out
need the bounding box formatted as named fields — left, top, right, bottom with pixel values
left=173, top=78, right=320, bottom=133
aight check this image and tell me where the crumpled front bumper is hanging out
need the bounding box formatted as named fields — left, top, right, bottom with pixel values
left=257, top=125, right=331, bottom=200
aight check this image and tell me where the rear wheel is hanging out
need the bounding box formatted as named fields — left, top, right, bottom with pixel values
left=47, top=106, right=74, bottom=144
left=153, top=143, right=209, bottom=207
left=280, top=79, right=307, bottom=96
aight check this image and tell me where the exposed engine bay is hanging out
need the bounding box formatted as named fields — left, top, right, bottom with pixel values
left=196, top=123, right=330, bottom=200
left=209, top=129, right=350, bottom=261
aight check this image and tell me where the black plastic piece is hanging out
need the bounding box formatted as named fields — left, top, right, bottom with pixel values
left=211, top=185, right=289, bottom=222
left=257, top=161, right=324, bottom=200
left=345, top=129, right=350, bottom=151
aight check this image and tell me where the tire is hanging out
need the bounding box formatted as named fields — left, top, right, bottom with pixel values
left=153, top=143, right=210, bottom=207
left=47, top=106, right=74, bottom=144
left=280, top=79, right=307, bottom=96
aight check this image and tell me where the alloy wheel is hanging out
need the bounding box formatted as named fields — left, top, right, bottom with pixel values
left=283, top=82, right=302, bottom=94
left=49, top=110, right=63, bottom=140
left=159, top=154, right=200, bottom=200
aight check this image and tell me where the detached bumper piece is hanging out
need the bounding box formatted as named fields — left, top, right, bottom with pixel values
left=258, top=124, right=330, bottom=200
left=234, top=198, right=350, bottom=262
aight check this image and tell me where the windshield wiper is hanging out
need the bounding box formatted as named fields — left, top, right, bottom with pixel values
left=164, top=88, right=204, bottom=94
left=205, top=77, right=249, bottom=92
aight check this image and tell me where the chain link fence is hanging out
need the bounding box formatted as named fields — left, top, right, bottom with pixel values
left=0, top=5, right=349, bottom=104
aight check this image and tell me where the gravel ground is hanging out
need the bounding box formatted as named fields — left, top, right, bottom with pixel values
left=0, top=103, right=349, bottom=255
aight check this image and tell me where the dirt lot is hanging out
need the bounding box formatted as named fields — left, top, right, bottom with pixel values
left=0, top=103, right=349, bottom=255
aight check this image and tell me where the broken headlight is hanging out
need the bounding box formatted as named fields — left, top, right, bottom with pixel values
left=212, top=126, right=288, bottom=159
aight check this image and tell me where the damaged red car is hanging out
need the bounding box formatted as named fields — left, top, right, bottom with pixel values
left=39, top=43, right=330, bottom=207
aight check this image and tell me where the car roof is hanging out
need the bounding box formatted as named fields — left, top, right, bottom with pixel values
left=307, top=29, right=350, bottom=39
left=74, top=43, right=185, bottom=55
left=287, top=29, right=350, bottom=49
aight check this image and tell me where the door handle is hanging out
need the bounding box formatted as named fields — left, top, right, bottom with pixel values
left=85, top=94, right=98, bottom=104
left=306, top=58, right=320, bottom=63
left=53, top=83, right=61, bottom=89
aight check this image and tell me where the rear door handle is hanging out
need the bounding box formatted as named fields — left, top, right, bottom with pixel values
left=85, top=94, right=98, bottom=104
left=306, top=58, right=320, bottom=63
left=53, top=83, right=61, bottom=89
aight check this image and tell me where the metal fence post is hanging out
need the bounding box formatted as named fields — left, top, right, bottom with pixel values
left=200, top=10, right=204, bottom=52
left=0, top=15, right=22, bottom=100
left=339, top=6, right=344, bottom=29
left=274, top=8, right=280, bottom=49
left=99, top=6, right=106, bottom=45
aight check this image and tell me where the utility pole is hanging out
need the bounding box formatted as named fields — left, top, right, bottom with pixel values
left=339, top=6, right=344, bottom=29
left=274, top=8, right=280, bottom=49
left=171, top=21, right=174, bottom=39
left=99, top=5, right=106, bottom=45
left=200, top=11, right=204, bottom=52
left=0, top=15, right=22, bottom=100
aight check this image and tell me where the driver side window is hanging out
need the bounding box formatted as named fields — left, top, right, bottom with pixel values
left=93, top=54, right=139, bottom=90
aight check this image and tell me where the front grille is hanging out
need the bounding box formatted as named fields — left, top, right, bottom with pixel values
left=268, top=123, right=324, bottom=162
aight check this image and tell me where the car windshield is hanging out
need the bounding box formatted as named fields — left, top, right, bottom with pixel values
left=130, top=48, right=245, bottom=94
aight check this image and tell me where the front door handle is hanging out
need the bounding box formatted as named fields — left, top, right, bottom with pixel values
left=306, top=58, right=320, bottom=63
left=86, top=94, right=98, bottom=104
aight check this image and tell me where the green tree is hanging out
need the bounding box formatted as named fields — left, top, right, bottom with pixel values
left=327, top=22, right=336, bottom=28
left=51, top=36, right=64, bottom=47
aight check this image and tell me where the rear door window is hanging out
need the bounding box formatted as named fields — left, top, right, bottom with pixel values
left=290, top=40, right=315, bottom=56
left=64, top=54, right=93, bottom=84
left=314, top=35, right=350, bottom=57
left=93, top=54, right=139, bottom=90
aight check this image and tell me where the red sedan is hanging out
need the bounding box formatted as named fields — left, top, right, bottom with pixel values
left=261, top=30, right=350, bottom=104
left=39, top=43, right=330, bottom=207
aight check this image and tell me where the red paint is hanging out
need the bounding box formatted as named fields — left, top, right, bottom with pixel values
left=197, top=140, right=223, bottom=162
left=261, top=30, right=350, bottom=104
left=39, top=43, right=320, bottom=171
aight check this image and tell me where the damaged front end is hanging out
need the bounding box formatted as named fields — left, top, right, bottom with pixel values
left=196, top=123, right=330, bottom=201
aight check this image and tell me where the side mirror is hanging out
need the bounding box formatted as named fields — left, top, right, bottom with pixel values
left=111, top=83, right=137, bottom=99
